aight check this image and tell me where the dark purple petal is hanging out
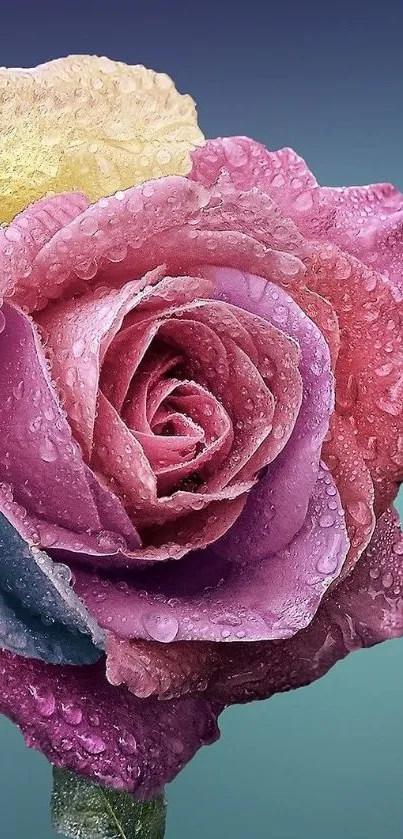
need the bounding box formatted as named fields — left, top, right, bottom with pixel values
left=0, top=651, right=221, bottom=798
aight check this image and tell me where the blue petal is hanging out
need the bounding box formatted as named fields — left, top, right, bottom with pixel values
left=0, top=512, right=104, bottom=664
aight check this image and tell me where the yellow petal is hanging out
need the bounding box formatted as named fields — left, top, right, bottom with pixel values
left=0, top=54, right=204, bottom=223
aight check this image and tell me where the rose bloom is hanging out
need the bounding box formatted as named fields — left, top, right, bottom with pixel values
left=0, top=56, right=402, bottom=797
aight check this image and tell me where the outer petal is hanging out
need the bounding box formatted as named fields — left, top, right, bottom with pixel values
left=112, top=507, right=403, bottom=702
left=203, top=507, right=403, bottom=704
left=300, top=183, right=403, bottom=300
left=106, top=636, right=216, bottom=700
left=0, top=55, right=203, bottom=223
left=193, top=139, right=403, bottom=299
left=305, top=243, right=403, bottom=512
left=0, top=508, right=101, bottom=664
left=190, top=138, right=403, bottom=511
left=322, top=412, right=375, bottom=577
left=0, top=651, right=221, bottom=798
left=189, top=136, right=318, bottom=195
left=0, top=584, right=98, bottom=665
left=24, top=176, right=306, bottom=308
left=0, top=192, right=90, bottom=307
left=72, top=465, right=349, bottom=643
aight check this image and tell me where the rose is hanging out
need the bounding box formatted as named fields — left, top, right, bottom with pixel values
left=0, top=58, right=402, bottom=799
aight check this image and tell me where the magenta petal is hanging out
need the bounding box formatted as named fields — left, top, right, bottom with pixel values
left=72, top=464, right=348, bottom=642
left=0, top=301, right=139, bottom=557
left=0, top=302, right=100, bottom=532
left=0, top=650, right=221, bottom=797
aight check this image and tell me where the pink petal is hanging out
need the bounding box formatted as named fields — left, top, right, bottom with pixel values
left=0, top=302, right=100, bottom=532
left=305, top=243, right=403, bottom=512
left=0, top=651, right=221, bottom=797
left=27, top=176, right=306, bottom=298
left=195, top=140, right=403, bottom=299
left=36, top=279, right=149, bottom=457
left=0, top=192, right=90, bottom=310
left=189, top=137, right=318, bottom=195
left=190, top=137, right=403, bottom=512
left=92, top=392, right=157, bottom=512
left=156, top=312, right=278, bottom=487
left=322, top=412, right=375, bottom=578
left=106, top=636, right=216, bottom=700
left=135, top=382, right=233, bottom=495
left=100, top=275, right=213, bottom=413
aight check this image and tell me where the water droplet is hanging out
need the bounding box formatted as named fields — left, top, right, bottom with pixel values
left=72, top=338, right=86, bottom=358
left=55, top=563, right=72, bottom=583
left=61, top=702, right=83, bottom=726
left=29, top=416, right=42, bottom=433
left=77, top=733, right=106, bottom=755
left=316, top=551, right=339, bottom=574
left=96, top=531, right=119, bottom=551
left=36, top=525, right=58, bottom=548
left=39, top=438, right=58, bottom=463
left=30, top=685, right=56, bottom=718
left=346, top=500, right=372, bottom=525
left=168, top=737, right=184, bottom=755
left=382, top=572, right=393, bottom=588
left=143, top=612, right=179, bottom=642
left=118, top=731, right=137, bottom=755
left=294, top=191, right=314, bottom=211
left=13, top=381, right=24, bottom=400
left=319, top=513, right=335, bottom=528
left=392, top=540, right=403, bottom=556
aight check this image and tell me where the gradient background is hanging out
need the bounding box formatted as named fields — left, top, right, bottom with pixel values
left=1, top=1, right=403, bottom=836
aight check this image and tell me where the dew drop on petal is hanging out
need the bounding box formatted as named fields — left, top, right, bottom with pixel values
left=118, top=731, right=138, bottom=755
left=29, top=685, right=56, bottom=718
left=61, top=702, right=83, bottom=726
left=143, top=612, right=179, bottom=642
left=77, top=733, right=106, bottom=755
left=39, top=438, right=58, bottom=463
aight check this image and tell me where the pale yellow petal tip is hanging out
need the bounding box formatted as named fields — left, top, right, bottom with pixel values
left=0, top=54, right=204, bottom=223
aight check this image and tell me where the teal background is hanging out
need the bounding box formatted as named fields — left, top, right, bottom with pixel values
left=1, top=0, right=403, bottom=836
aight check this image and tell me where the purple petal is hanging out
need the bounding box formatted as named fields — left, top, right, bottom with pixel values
left=203, top=507, right=403, bottom=703
left=205, top=267, right=334, bottom=557
left=72, top=464, right=348, bottom=642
